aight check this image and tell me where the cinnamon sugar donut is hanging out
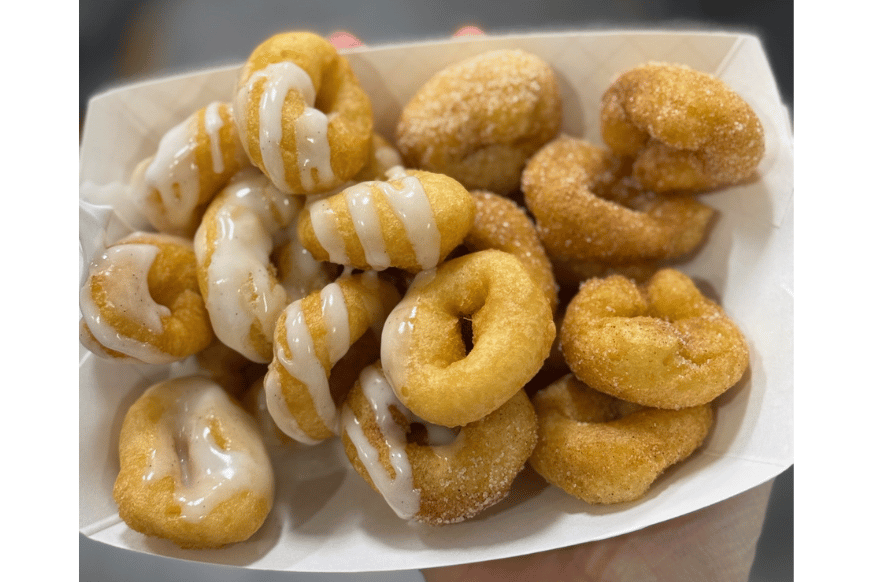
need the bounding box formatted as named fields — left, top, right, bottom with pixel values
left=79, top=232, right=214, bottom=365
left=264, top=273, right=401, bottom=444
left=529, top=374, right=713, bottom=504
left=601, top=62, right=765, bottom=192
left=233, top=31, right=373, bottom=194
left=381, top=249, right=555, bottom=427
left=396, top=49, right=562, bottom=195
left=113, top=376, right=274, bottom=548
left=297, top=167, right=475, bottom=272
left=522, top=136, right=714, bottom=265
left=194, top=167, right=333, bottom=363
left=560, top=269, right=749, bottom=409
left=130, top=101, right=249, bottom=236
left=341, top=362, right=537, bottom=524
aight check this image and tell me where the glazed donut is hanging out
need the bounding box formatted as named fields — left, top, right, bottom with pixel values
left=464, top=190, right=558, bottom=313
left=264, top=272, right=401, bottom=444
left=522, top=136, right=714, bottom=264
left=233, top=31, right=373, bottom=194
left=396, top=49, right=562, bottom=195
left=130, top=101, right=250, bottom=237
left=113, top=376, right=274, bottom=548
left=601, top=62, right=765, bottom=192
left=194, top=167, right=332, bottom=363
left=341, top=362, right=538, bottom=524
left=528, top=374, right=713, bottom=504
left=297, top=167, right=475, bottom=272
left=381, top=249, right=555, bottom=427
left=79, top=232, right=214, bottom=365
left=560, top=268, right=749, bottom=409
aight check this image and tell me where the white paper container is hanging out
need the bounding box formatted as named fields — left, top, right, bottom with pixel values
left=79, top=29, right=794, bottom=573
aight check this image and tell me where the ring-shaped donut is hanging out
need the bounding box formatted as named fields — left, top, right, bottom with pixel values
left=396, top=49, right=562, bottom=195
left=522, top=136, right=714, bottom=264
left=341, top=362, right=538, bottom=524
left=79, top=232, right=214, bottom=364
left=194, top=167, right=332, bottom=363
left=113, top=376, right=274, bottom=548
left=130, top=101, right=249, bottom=236
left=601, top=62, right=765, bottom=192
left=233, top=31, right=373, bottom=194
left=560, top=268, right=749, bottom=409
left=264, top=272, right=401, bottom=444
left=297, top=167, right=475, bottom=272
left=528, top=374, right=713, bottom=504
left=381, top=249, right=555, bottom=427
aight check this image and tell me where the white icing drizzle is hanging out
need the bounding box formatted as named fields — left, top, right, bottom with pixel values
left=375, top=145, right=402, bottom=172
left=342, top=364, right=420, bottom=519
left=203, top=102, right=226, bottom=174
left=236, top=61, right=334, bottom=192
left=306, top=172, right=441, bottom=270
left=142, top=377, right=274, bottom=523
left=194, top=168, right=301, bottom=363
left=79, top=241, right=178, bottom=365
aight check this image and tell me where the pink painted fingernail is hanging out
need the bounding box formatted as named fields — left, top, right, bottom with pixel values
left=328, top=31, right=363, bottom=49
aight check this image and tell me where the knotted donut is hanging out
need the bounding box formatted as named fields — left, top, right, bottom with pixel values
left=265, top=272, right=401, bottom=444
left=130, top=101, right=249, bottom=236
left=560, top=268, right=749, bottom=409
left=79, top=232, right=214, bottom=365
left=113, top=376, right=274, bottom=548
left=529, top=374, right=713, bottom=504
left=297, top=167, right=475, bottom=272
left=464, top=190, right=558, bottom=313
left=522, top=136, right=714, bottom=265
left=194, top=167, right=333, bottom=363
left=341, top=362, right=538, bottom=524
left=381, top=249, right=555, bottom=427
left=233, top=31, right=373, bottom=194
left=396, top=49, right=562, bottom=195
left=601, top=62, right=765, bottom=192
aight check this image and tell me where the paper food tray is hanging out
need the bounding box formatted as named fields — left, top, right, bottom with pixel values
left=79, top=29, right=794, bottom=573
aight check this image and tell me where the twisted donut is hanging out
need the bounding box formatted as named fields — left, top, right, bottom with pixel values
left=233, top=31, right=373, bottom=194
left=560, top=269, right=749, bottom=409
left=297, top=167, right=475, bottom=272
left=130, top=101, right=249, bottom=236
left=113, top=376, right=274, bottom=548
left=381, top=249, right=555, bottom=427
left=194, top=167, right=332, bottom=363
left=529, top=374, right=713, bottom=504
left=265, top=273, right=401, bottom=444
left=464, top=190, right=558, bottom=313
left=396, top=49, right=562, bottom=195
left=522, top=136, right=714, bottom=264
left=341, top=362, right=538, bottom=524
left=79, top=232, right=214, bottom=365
left=601, top=62, right=765, bottom=192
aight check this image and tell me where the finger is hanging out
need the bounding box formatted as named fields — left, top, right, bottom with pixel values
left=328, top=30, right=364, bottom=49
left=453, top=25, right=485, bottom=37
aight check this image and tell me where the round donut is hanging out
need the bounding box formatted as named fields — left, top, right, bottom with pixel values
left=194, top=167, right=333, bottom=363
left=396, top=49, right=562, bottom=195
left=528, top=374, right=713, bottom=504
left=233, top=31, right=373, bottom=194
left=341, top=362, right=538, bottom=524
left=560, top=268, right=749, bottom=409
left=113, top=376, right=274, bottom=548
left=264, top=272, right=401, bottom=444
left=522, top=136, right=714, bottom=264
left=130, top=101, right=250, bottom=237
left=601, top=62, right=765, bottom=192
left=297, top=167, right=475, bottom=272
left=381, top=249, right=555, bottom=427
left=79, top=232, right=214, bottom=365
left=464, top=190, right=558, bottom=313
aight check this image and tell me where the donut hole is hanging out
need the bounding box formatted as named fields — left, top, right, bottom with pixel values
left=460, top=316, right=475, bottom=355
left=328, top=328, right=381, bottom=407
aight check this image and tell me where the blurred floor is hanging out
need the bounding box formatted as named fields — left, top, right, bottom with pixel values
left=79, top=2, right=793, bottom=581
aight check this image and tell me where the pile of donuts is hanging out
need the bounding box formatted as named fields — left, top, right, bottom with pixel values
left=80, top=30, right=763, bottom=549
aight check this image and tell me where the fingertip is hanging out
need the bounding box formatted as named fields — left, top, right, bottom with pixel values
left=453, top=25, right=485, bottom=37
left=328, top=31, right=364, bottom=49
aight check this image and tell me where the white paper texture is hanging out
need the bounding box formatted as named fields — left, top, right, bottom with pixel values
left=79, top=30, right=794, bottom=572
